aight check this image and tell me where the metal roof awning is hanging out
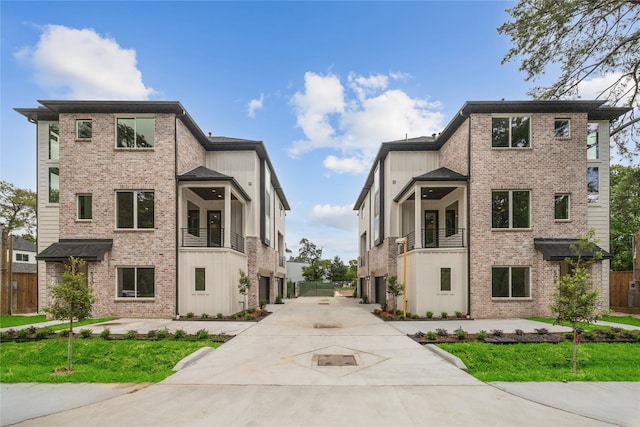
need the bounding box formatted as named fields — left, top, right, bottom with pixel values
left=36, top=239, right=113, bottom=262
left=534, top=238, right=612, bottom=261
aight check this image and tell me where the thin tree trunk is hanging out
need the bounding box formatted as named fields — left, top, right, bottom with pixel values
left=572, top=326, right=578, bottom=375
left=68, top=318, right=73, bottom=371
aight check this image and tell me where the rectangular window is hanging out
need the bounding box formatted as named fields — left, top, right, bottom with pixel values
left=77, top=194, right=92, bottom=220
left=76, top=120, right=92, bottom=139
left=16, top=253, right=29, bottom=262
left=445, top=201, right=458, bottom=237
left=587, top=123, right=599, bottom=159
left=116, top=191, right=154, bottom=229
left=492, top=190, right=530, bottom=229
left=373, top=164, right=381, bottom=244
left=587, top=167, right=599, bottom=203
left=492, top=117, right=530, bottom=148
left=492, top=266, right=530, bottom=298
left=187, top=201, right=200, bottom=236
left=554, top=194, right=570, bottom=220
left=49, top=123, right=59, bottom=160
left=554, top=119, right=570, bottom=138
left=116, top=117, right=155, bottom=148
left=195, top=268, right=205, bottom=292
left=117, top=267, right=155, bottom=298
left=49, top=167, right=59, bottom=203
left=440, top=268, right=451, bottom=292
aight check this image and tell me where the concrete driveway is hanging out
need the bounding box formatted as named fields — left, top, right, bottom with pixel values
left=2, top=297, right=638, bottom=426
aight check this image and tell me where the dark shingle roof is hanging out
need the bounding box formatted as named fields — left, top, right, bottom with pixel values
left=393, top=167, right=468, bottom=202
left=36, top=239, right=113, bottom=262
left=534, top=238, right=612, bottom=261
left=12, top=236, right=36, bottom=252
left=178, top=166, right=251, bottom=201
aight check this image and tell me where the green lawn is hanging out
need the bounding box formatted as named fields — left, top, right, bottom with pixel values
left=598, top=315, right=640, bottom=327
left=46, top=317, right=113, bottom=331
left=0, top=315, right=47, bottom=328
left=529, top=316, right=640, bottom=330
left=1, top=338, right=221, bottom=383
left=437, top=342, right=640, bottom=382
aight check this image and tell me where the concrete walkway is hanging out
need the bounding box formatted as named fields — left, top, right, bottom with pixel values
left=2, top=297, right=638, bottom=426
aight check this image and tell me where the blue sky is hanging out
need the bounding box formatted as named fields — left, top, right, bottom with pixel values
left=1, top=1, right=610, bottom=261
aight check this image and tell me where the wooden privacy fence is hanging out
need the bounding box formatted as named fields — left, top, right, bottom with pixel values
left=609, top=271, right=639, bottom=309
left=11, top=272, right=38, bottom=314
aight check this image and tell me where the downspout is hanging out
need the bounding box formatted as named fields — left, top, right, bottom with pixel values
left=465, top=111, right=472, bottom=317
left=174, top=114, right=181, bottom=318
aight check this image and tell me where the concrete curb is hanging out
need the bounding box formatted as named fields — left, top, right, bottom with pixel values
left=424, top=344, right=468, bottom=372
left=172, top=347, right=215, bottom=371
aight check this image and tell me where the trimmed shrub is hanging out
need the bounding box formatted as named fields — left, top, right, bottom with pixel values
left=440, top=312, right=448, bottom=319
left=196, top=329, right=209, bottom=340
left=173, top=329, right=186, bottom=339
left=155, top=328, right=169, bottom=340
left=80, top=329, right=93, bottom=339
left=426, top=331, right=437, bottom=340
left=426, top=311, right=433, bottom=318
left=99, top=328, right=111, bottom=340
left=124, top=330, right=138, bottom=340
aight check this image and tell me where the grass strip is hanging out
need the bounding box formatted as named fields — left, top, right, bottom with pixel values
left=0, top=315, right=47, bottom=328
left=46, top=317, right=114, bottom=331
left=528, top=317, right=607, bottom=331
left=1, top=338, right=221, bottom=383
left=437, top=341, right=640, bottom=382
left=598, top=315, right=640, bottom=327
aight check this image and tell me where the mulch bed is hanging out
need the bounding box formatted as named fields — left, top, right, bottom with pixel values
left=410, top=330, right=640, bottom=344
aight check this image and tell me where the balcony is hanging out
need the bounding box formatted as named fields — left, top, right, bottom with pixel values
left=279, top=255, right=285, bottom=267
left=401, top=228, right=465, bottom=251
left=181, top=228, right=245, bottom=253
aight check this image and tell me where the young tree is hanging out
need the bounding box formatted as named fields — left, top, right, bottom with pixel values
left=549, top=230, right=603, bottom=375
left=302, top=259, right=330, bottom=282
left=292, top=238, right=322, bottom=263
left=237, top=269, right=251, bottom=310
left=498, top=1, right=640, bottom=158
left=345, top=259, right=358, bottom=286
left=0, top=181, right=36, bottom=242
left=386, top=275, right=404, bottom=313
left=610, top=165, right=640, bottom=271
left=45, top=257, right=95, bottom=372
left=326, top=255, right=348, bottom=283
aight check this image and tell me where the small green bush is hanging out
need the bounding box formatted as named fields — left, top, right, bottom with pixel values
left=361, top=295, right=369, bottom=304
left=259, top=300, right=267, bottom=310
left=582, top=330, right=596, bottom=340
left=441, top=312, right=448, bottom=319
left=196, top=329, right=209, bottom=340
left=80, top=329, right=93, bottom=339
left=186, top=312, right=194, bottom=319
left=173, top=329, right=186, bottom=339
left=426, top=311, right=433, bottom=318
left=455, top=311, right=463, bottom=318
left=247, top=307, right=256, bottom=314
left=426, top=331, right=437, bottom=340
left=275, top=295, right=283, bottom=304
left=16, top=329, right=30, bottom=339
left=201, top=313, right=209, bottom=319
left=477, top=330, right=488, bottom=341
left=155, top=328, right=169, bottom=339
left=455, top=329, right=468, bottom=340
left=35, top=328, right=50, bottom=339
left=124, top=330, right=138, bottom=340
left=58, top=330, right=69, bottom=338
left=216, top=313, right=223, bottom=319
left=411, top=313, right=419, bottom=319
left=99, top=328, right=111, bottom=340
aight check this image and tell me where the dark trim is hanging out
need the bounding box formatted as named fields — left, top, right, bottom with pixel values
left=178, top=167, right=252, bottom=202
left=534, top=238, right=613, bottom=261
left=393, top=168, right=468, bottom=202
left=466, top=114, right=471, bottom=318
left=174, top=116, right=180, bottom=317
left=36, top=239, right=113, bottom=262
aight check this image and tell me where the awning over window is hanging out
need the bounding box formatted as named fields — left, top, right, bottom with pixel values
left=36, top=239, right=113, bottom=262
left=534, top=238, right=612, bottom=261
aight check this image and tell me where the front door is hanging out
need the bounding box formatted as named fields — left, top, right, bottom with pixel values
left=424, top=210, right=439, bottom=248
left=207, top=210, right=222, bottom=247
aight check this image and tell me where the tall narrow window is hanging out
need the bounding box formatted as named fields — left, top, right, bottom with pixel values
left=49, top=123, right=59, bottom=160
left=77, top=194, right=92, bottom=220
left=587, top=167, right=599, bottom=203
left=195, top=268, right=206, bottom=292
left=554, top=119, right=570, bottom=138
left=587, top=123, right=599, bottom=159
left=76, top=120, right=92, bottom=139
left=554, top=194, right=570, bottom=220
left=117, top=118, right=155, bottom=148
left=445, top=201, right=458, bottom=237
left=49, top=167, right=59, bottom=203
left=440, top=268, right=452, bottom=292
left=187, top=202, right=200, bottom=236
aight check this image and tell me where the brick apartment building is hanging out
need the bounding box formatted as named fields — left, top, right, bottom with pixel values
left=16, top=101, right=289, bottom=318
left=354, top=100, right=629, bottom=318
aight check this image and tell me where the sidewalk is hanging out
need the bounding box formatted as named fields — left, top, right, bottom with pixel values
left=2, top=298, right=638, bottom=426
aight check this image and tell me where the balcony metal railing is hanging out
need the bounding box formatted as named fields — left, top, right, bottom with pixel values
left=422, top=228, right=465, bottom=248
left=181, top=228, right=245, bottom=253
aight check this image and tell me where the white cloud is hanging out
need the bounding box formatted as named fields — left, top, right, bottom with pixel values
left=576, top=72, right=639, bottom=107
left=288, top=71, right=445, bottom=174
left=309, top=204, right=357, bottom=231
left=247, top=93, right=264, bottom=118
left=15, top=24, right=154, bottom=99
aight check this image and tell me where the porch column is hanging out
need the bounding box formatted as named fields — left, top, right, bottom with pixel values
left=224, top=184, right=231, bottom=248
left=414, top=186, right=422, bottom=249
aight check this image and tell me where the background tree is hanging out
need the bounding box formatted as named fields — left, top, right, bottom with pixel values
left=386, top=275, right=403, bottom=313
left=302, top=259, right=330, bottom=282
left=549, top=230, right=602, bottom=375
left=45, top=257, right=95, bottom=372
left=610, top=165, right=640, bottom=271
left=346, top=259, right=358, bottom=286
left=291, top=238, right=323, bottom=263
left=499, top=1, right=640, bottom=159
left=0, top=181, right=36, bottom=242
left=326, top=255, right=348, bottom=282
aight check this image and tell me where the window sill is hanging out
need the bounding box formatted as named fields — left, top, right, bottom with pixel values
left=75, top=139, right=92, bottom=142
left=76, top=219, right=92, bottom=223
left=491, top=228, right=532, bottom=232
left=436, top=292, right=454, bottom=296
left=555, top=219, right=571, bottom=223
left=114, top=147, right=155, bottom=151
left=192, top=292, right=209, bottom=296
left=114, top=298, right=156, bottom=303
left=491, top=297, right=533, bottom=302
left=114, top=228, right=155, bottom=232
left=491, top=147, right=533, bottom=151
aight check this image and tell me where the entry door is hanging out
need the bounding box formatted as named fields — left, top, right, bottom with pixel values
left=424, top=210, right=439, bottom=248
left=207, top=210, right=222, bottom=247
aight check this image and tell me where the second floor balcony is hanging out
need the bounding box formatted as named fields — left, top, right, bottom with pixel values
left=401, top=228, right=465, bottom=251
left=181, top=228, right=245, bottom=253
